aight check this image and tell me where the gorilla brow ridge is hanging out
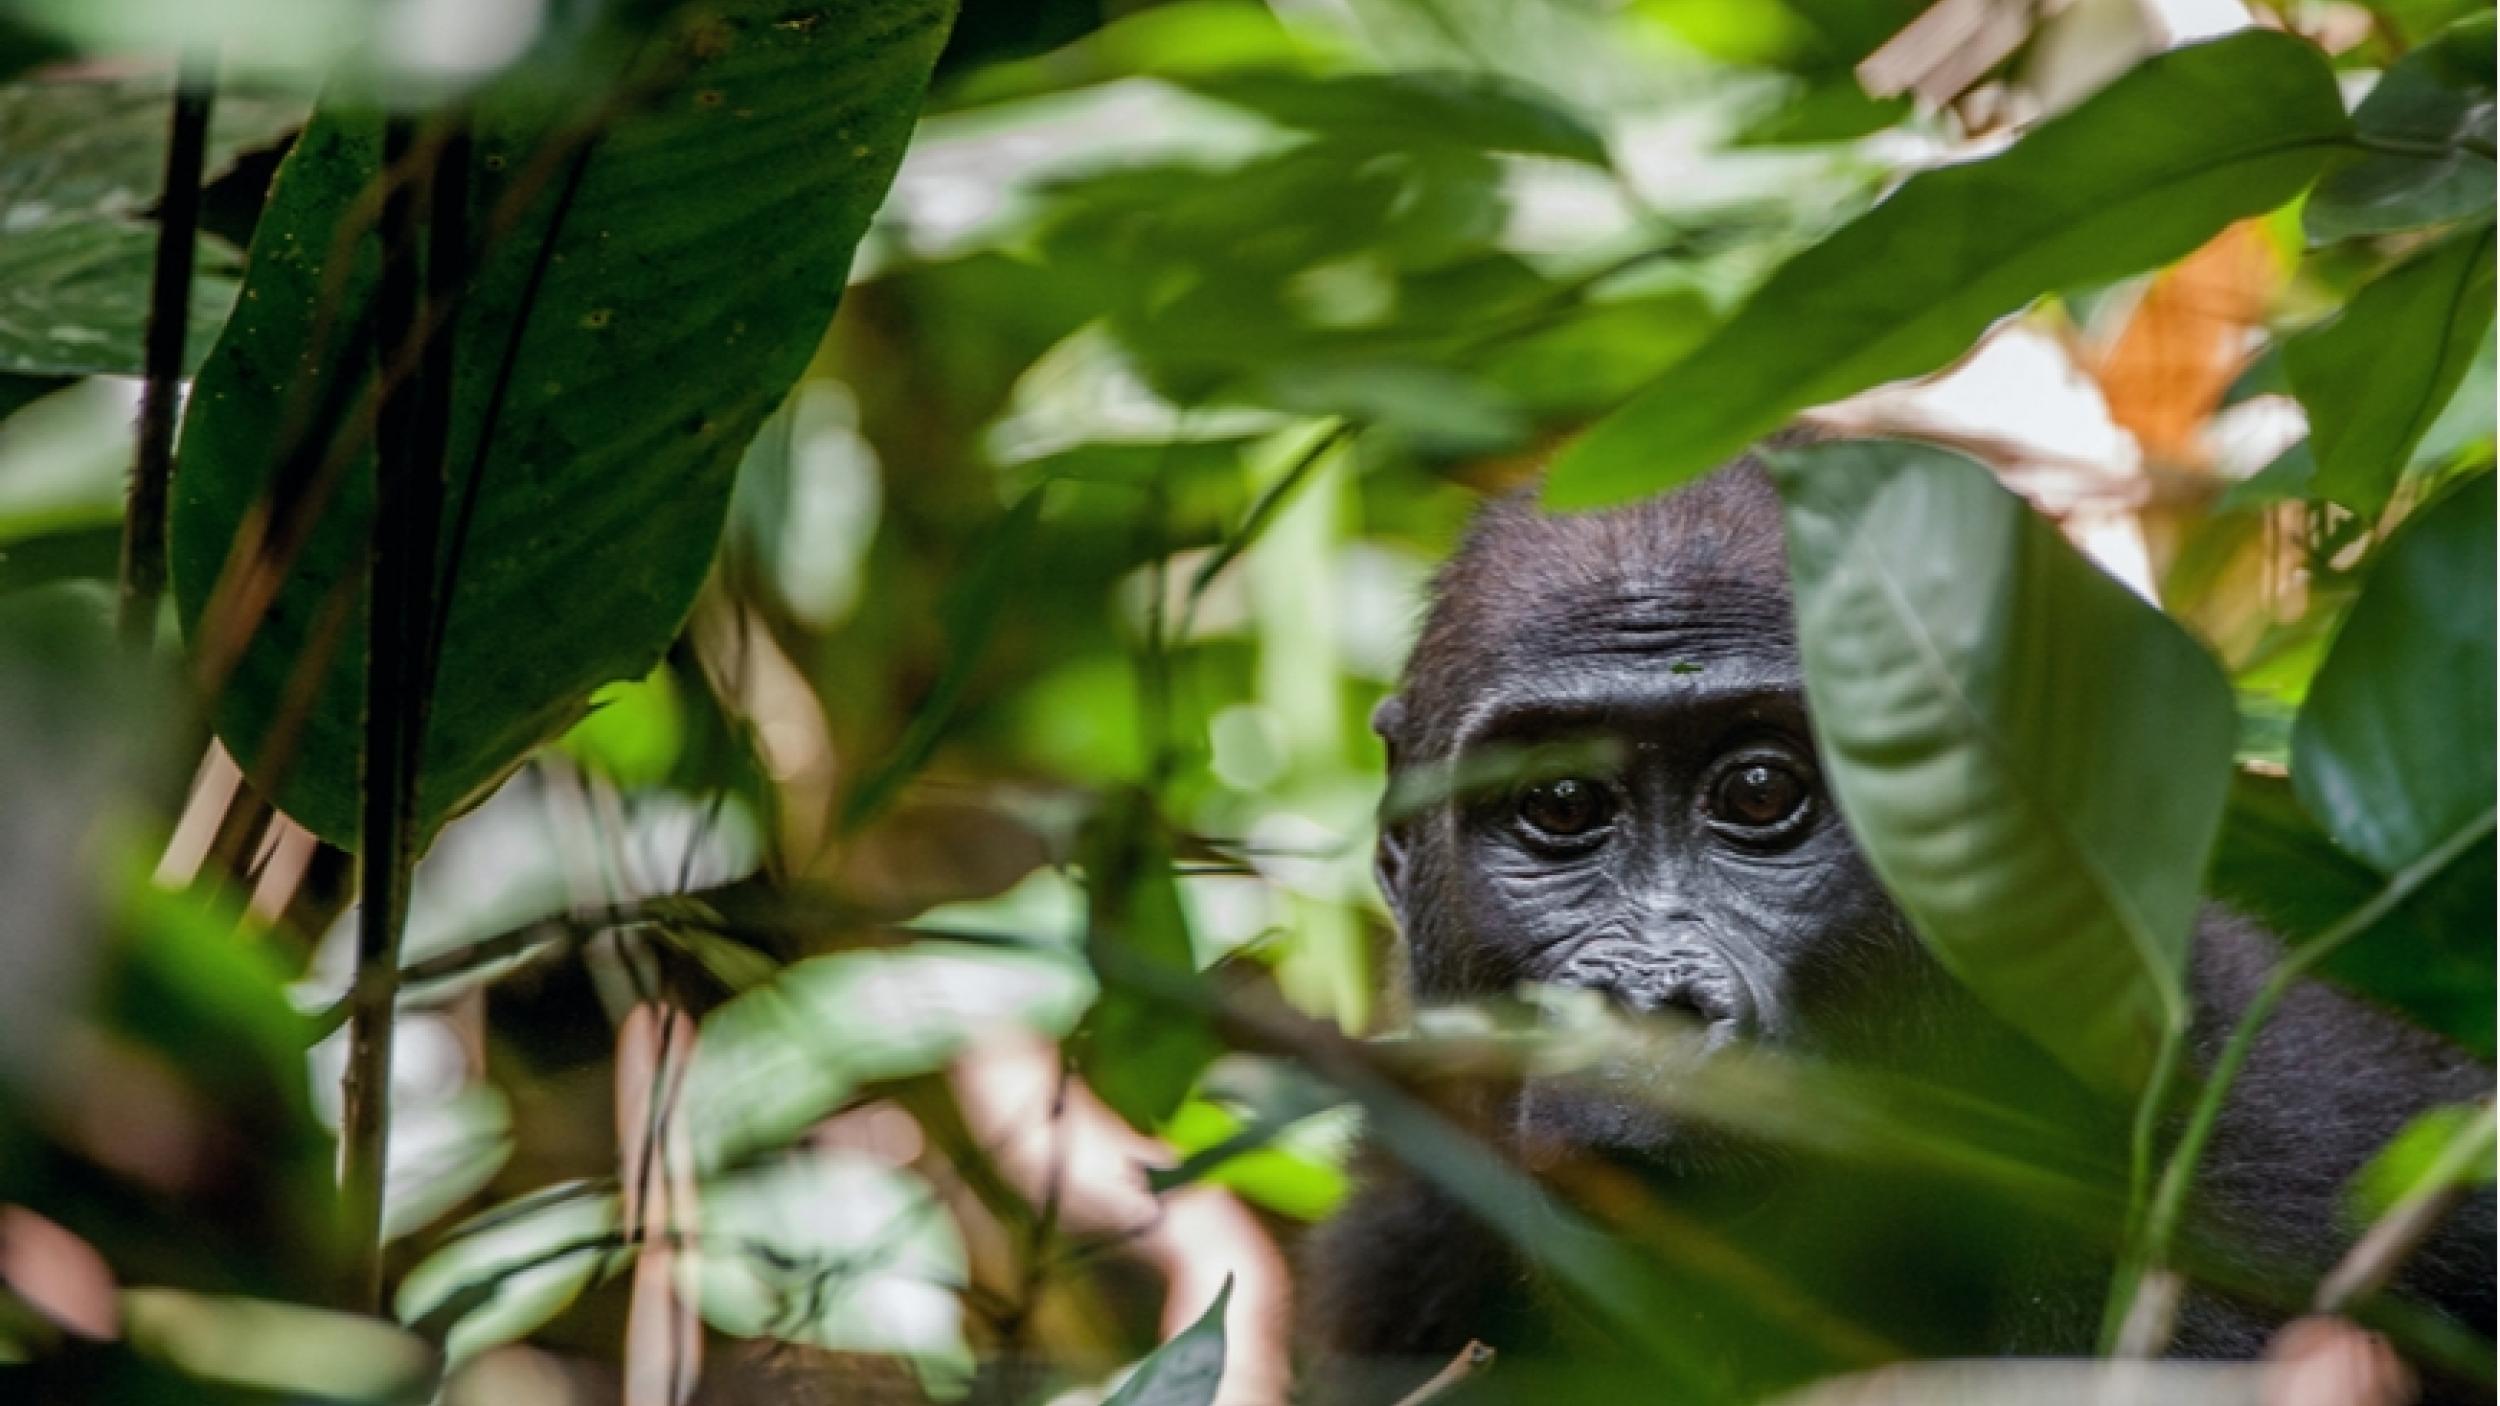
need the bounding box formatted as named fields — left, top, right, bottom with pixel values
left=1395, top=456, right=1793, bottom=761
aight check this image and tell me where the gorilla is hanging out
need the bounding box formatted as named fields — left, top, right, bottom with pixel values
left=1298, top=449, right=2494, bottom=1403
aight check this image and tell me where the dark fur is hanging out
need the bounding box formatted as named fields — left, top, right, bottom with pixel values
left=1302, top=453, right=2495, bottom=1403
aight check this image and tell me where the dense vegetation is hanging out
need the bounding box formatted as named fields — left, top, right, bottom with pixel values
left=0, top=0, right=2489, bottom=1402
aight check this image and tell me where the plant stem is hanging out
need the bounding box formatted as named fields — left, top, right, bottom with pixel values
left=2116, top=808, right=2496, bottom=1348
left=117, top=50, right=216, bottom=650
left=339, top=116, right=466, bottom=1311
left=2316, top=1099, right=2497, bottom=1313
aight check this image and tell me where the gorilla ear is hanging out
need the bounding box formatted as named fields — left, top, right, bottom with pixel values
left=1370, top=695, right=1407, bottom=752
left=1371, top=694, right=1411, bottom=914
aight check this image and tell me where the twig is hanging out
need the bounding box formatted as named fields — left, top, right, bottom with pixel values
left=2111, top=809, right=2497, bottom=1350
left=1390, top=1341, right=1495, bottom=1406
left=2316, top=1101, right=2497, bottom=1314
left=118, top=50, right=216, bottom=649
left=339, top=115, right=466, bottom=1311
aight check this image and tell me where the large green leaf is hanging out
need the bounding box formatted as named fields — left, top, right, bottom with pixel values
left=169, top=1, right=954, bottom=847
left=2293, top=472, right=2496, bottom=875
left=2286, top=226, right=2497, bottom=515
left=0, top=75, right=302, bottom=375
left=2307, top=14, right=2496, bottom=243
left=1545, top=31, right=2349, bottom=509
left=1770, top=439, right=2238, bottom=1090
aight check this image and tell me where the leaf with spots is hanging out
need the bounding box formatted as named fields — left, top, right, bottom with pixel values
left=169, top=0, right=955, bottom=846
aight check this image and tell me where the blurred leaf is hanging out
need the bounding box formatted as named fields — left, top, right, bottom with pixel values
left=1772, top=439, right=2236, bottom=1090
left=698, top=1152, right=972, bottom=1391
left=1078, top=793, right=1223, bottom=1127
left=2348, top=1103, right=2497, bottom=1226
left=558, top=666, right=685, bottom=788
left=2216, top=438, right=2315, bottom=512
left=841, top=488, right=1044, bottom=829
left=1154, top=1097, right=1352, bottom=1220
left=383, top=1083, right=513, bottom=1243
left=0, top=372, right=69, bottom=421
left=121, top=1288, right=435, bottom=1404
left=2207, top=768, right=2491, bottom=1046
left=1175, top=70, right=1608, bottom=163
left=1546, top=31, right=2349, bottom=508
left=682, top=942, right=1094, bottom=1170
left=0, top=75, right=301, bottom=375
left=170, top=0, right=953, bottom=849
left=2307, top=15, right=2496, bottom=243
left=396, top=1183, right=620, bottom=1370
left=1101, top=1277, right=1229, bottom=1406
left=2287, top=225, right=2496, bottom=514
left=2293, top=472, right=2496, bottom=874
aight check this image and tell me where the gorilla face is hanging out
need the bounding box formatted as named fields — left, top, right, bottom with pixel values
left=1373, top=467, right=1948, bottom=1164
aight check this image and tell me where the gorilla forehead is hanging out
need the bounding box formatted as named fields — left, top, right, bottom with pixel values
left=1399, top=462, right=1798, bottom=754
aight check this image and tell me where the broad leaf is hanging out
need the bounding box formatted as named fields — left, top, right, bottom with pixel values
left=2287, top=226, right=2497, bottom=515
left=2294, top=473, right=2496, bottom=874
left=1771, top=439, right=2237, bottom=1090
left=2307, top=15, right=2496, bottom=243
left=2289, top=474, right=2496, bottom=1052
left=1545, top=31, right=2349, bottom=509
left=1102, top=1278, right=1230, bottom=1406
left=169, top=1, right=953, bottom=847
left=0, top=75, right=302, bottom=375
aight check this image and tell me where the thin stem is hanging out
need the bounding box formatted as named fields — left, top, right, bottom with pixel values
left=2316, top=1100, right=2497, bottom=1313
left=2119, top=808, right=2496, bottom=1346
left=2099, top=1014, right=2186, bottom=1350
left=118, top=51, right=216, bottom=650
left=1391, top=1341, right=1497, bottom=1406
left=339, top=116, right=467, bottom=1311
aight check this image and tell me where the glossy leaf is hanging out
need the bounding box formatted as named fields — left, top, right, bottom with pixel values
left=2294, top=472, right=2496, bottom=875
left=2288, top=227, right=2497, bottom=515
left=2307, top=15, right=2496, bottom=243
left=1771, top=439, right=2237, bottom=1090
left=1101, top=1278, right=1229, bottom=1406
left=169, top=0, right=953, bottom=847
left=1545, top=31, right=2349, bottom=509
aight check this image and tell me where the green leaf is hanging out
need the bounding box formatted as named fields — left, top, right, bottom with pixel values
left=2307, top=15, right=2496, bottom=243
left=2288, top=226, right=2498, bottom=515
left=1174, top=70, right=1609, bottom=165
left=396, top=1183, right=620, bottom=1370
left=0, top=75, right=302, bottom=375
left=2208, top=768, right=2491, bottom=1051
left=681, top=942, right=1094, bottom=1171
left=121, top=1289, right=436, bottom=1404
left=1544, top=31, right=2349, bottom=509
left=1771, top=440, right=2237, bottom=1090
left=1077, top=792, right=1223, bottom=1128
left=2293, top=472, right=2496, bottom=875
left=1101, top=1278, right=1229, bottom=1406
left=2347, top=1102, right=2497, bottom=1226
left=697, top=1153, right=972, bottom=1393
left=169, top=1, right=954, bottom=848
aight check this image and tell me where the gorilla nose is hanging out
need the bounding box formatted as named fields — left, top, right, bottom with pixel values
left=1553, top=940, right=1753, bottom=1041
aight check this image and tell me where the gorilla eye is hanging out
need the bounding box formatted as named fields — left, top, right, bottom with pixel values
left=1708, top=761, right=1810, bottom=836
left=1515, top=778, right=1616, bottom=844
